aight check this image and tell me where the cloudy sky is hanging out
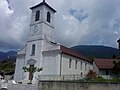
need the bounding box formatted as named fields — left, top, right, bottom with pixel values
left=0, top=0, right=120, bottom=52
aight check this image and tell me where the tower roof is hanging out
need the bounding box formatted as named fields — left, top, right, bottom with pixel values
left=30, top=0, right=56, bottom=12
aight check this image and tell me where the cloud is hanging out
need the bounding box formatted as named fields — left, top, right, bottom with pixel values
left=0, top=0, right=120, bottom=51
left=69, top=9, right=88, bottom=23
left=0, top=0, right=30, bottom=51
left=54, top=0, right=120, bottom=48
left=0, top=0, right=13, bottom=15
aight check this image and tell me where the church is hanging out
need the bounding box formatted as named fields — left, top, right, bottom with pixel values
left=14, top=0, right=93, bottom=82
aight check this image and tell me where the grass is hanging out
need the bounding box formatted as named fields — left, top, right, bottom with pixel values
left=86, top=76, right=120, bottom=83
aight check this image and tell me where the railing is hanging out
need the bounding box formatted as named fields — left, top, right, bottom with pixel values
left=38, top=74, right=84, bottom=81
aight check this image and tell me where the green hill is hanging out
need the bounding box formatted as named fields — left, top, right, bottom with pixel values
left=71, top=45, right=120, bottom=59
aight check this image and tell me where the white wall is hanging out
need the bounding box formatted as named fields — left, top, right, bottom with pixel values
left=25, top=40, right=44, bottom=79
left=26, top=40, right=44, bottom=61
left=99, top=70, right=112, bottom=75
left=14, top=54, right=26, bottom=81
left=61, top=54, right=93, bottom=78
left=93, top=61, right=99, bottom=75
left=42, top=50, right=60, bottom=75
left=99, top=70, right=113, bottom=79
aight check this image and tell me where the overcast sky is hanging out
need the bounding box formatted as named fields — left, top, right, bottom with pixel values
left=0, top=0, right=120, bottom=52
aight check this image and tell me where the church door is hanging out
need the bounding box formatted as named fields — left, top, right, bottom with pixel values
left=29, top=65, right=34, bottom=81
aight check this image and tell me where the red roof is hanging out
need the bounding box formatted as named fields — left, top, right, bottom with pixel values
left=60, top=45, right=92, bottom=63
left=94, top=58, right=114, bottom=69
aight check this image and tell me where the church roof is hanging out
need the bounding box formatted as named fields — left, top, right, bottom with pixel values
left=60, top=45, right=92, bottom=63
left=30, top=0, right=56, bottom=12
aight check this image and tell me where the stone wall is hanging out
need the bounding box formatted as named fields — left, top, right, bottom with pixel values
left=8, top=83, right=37, bottom=90
left=38, top=81, right=120, bottom=90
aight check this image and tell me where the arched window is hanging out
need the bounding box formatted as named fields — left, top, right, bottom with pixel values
left=47, top=11, right=51, bottom=23
left=35, top=10, right=40, bottom=21
left=31, top=44, right=35, bottom=55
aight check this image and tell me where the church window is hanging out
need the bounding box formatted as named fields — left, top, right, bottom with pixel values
left=85, top=63, right=87, bottom=71
left=75, top=61, right=77, bottom=69
left=69, top=58, right=72, bottom=68
left=31, top=44, right=35, bottom=55
left=35, top=10, right=40, bottom=21
left=81, top=62, right=82, bottom=70
left=47, top=11, right=51, bottom=23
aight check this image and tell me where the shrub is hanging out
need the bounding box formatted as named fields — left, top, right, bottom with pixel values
left=86, top=70, right=96, bottom=80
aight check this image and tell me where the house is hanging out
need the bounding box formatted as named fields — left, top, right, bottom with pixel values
left=14, top=0, right=93, bottom=82
left=93, top=58, right=116, bottom=79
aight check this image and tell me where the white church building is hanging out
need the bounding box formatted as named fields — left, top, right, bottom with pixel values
left=14, top=0, right=93, bottom=82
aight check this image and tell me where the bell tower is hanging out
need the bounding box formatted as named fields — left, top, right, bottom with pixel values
left=24, top=0, right=56, bottom=80
left=14, top=0, right=57, bottom=81
left=27, top=0, right=56, bottom=42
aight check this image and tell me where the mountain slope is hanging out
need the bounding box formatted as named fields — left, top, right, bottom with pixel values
left=0, top=51, right=17, bottom=61
left=0, top=45, right=119, bottom=61
left=71, top=45, right=120, bottom=58
left=0, top=51, right=6, bottom=60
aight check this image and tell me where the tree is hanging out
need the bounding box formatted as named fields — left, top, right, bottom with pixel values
left=112, top=61, right=120, bottom=77
left=23, top=66, right=43, bottom=84
left=0, top=60, right=15, bottom=78
left=86, top=70, right=96, bottom=80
